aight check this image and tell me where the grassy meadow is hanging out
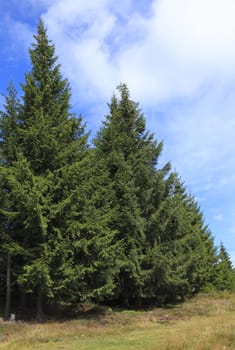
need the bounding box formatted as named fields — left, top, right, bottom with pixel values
left=0, top=292, right=234, bottom=350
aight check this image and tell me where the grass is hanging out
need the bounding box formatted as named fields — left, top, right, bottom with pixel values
left=0, top=292, right=235, bottom=349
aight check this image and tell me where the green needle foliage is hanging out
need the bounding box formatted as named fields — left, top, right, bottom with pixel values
left=0, top=20, right=115, bottom=319
left=0, top=21, right=233, bottom=320
left=94, top=84, right=171, bottom=306
left=213, top=243, right=235, bottom=291
left=145, top=174, right=217, bottom=303
left=16, top=20, right=90, bottom=319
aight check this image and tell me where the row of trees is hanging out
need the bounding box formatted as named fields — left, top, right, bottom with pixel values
left=0, top=21, right=235, bottom=321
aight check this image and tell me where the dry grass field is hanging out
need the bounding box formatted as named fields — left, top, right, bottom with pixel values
left=0, top=292, right=234, bottom=350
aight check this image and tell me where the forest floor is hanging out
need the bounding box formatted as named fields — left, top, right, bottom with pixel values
left=0, top=292, right=235, bottom=350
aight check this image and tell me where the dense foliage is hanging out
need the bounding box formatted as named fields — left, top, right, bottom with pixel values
left=0, top=21, right=234, bottom=320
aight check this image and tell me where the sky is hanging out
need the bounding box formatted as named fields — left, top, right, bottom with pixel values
left=0, top=0, right=235, bottom=265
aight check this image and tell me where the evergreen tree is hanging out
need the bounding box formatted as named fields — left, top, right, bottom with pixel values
left=19, top=19, right=80, bottom=174
left=0, top=20, right=116, bottom=319
left=16, top=19, right=87, bottom=319
left=145, top=174, right=217, bottom=303
left=0, top=81, right=20, bottom=165
left=213, top=243, right=235, bottom=291
left=0, top=82, right=22, bottom=319
left=50, top=149, right=117, bottom=304
left=94, top=84, right=170, bottom=305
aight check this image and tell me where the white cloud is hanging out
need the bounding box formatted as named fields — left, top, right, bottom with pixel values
left=38, top=0, right=235, bottom=105
left=42, top=0, right=119, bottom=103
left=4, top=0, right=235, bottom=106
left=152, top=0, right=235, bottom=64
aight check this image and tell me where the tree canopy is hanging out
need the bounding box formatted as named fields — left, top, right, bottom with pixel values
left=0, top=20, right=234, bottom=320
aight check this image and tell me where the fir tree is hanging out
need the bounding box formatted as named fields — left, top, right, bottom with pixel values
left=16, top=19, right=88, bottom=320
left=94, top=84, right=170, bottom=305
left=145, top=174, right=217, bottom=303
left=213, top=243, right=235, bottom=291
left=0, top=20, right=117, bottom=319
left=0, top=81, right=20, bottom=165
left=0, top=20, right=83, bottom=320
left=0, top=82, right=22, bottom=319
left=51, top=150, right=117, bottom=304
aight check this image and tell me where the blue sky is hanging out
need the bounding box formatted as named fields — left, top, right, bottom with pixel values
left=1, top=0, right=235, bottom=265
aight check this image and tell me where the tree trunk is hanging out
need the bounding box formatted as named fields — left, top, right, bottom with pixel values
left=36, top=288, right=44, bottom=322
left=120, top=270, right=130, bottom=307
left=4, top=252, right=11, bottom=321
left=19, top=289, right=26, bottom=320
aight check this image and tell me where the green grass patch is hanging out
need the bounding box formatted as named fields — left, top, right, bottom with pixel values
left=0, top=292, right=235, bottom=350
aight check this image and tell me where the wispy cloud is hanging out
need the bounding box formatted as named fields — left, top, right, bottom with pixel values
left=0, top=15, right=33, bottom=62
left=39, top=0, right=235, bottom=103
left=6, top=0, right=235, bottom=105
left=213, top=214, right=224, bottom=222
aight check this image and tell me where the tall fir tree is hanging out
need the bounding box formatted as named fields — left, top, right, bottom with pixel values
left=145, top=174, right=217, bottom=303
left=16, top=19, right=88, bottom=320
left=94, top=84, right=170, bottom=305
left=0, top=20, right=116, bottom=319
left=213, top=243, right=235, bottom=291
left=0, top=81, right=20, bottom=165
left=0, top=82, right=22, bottom=319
